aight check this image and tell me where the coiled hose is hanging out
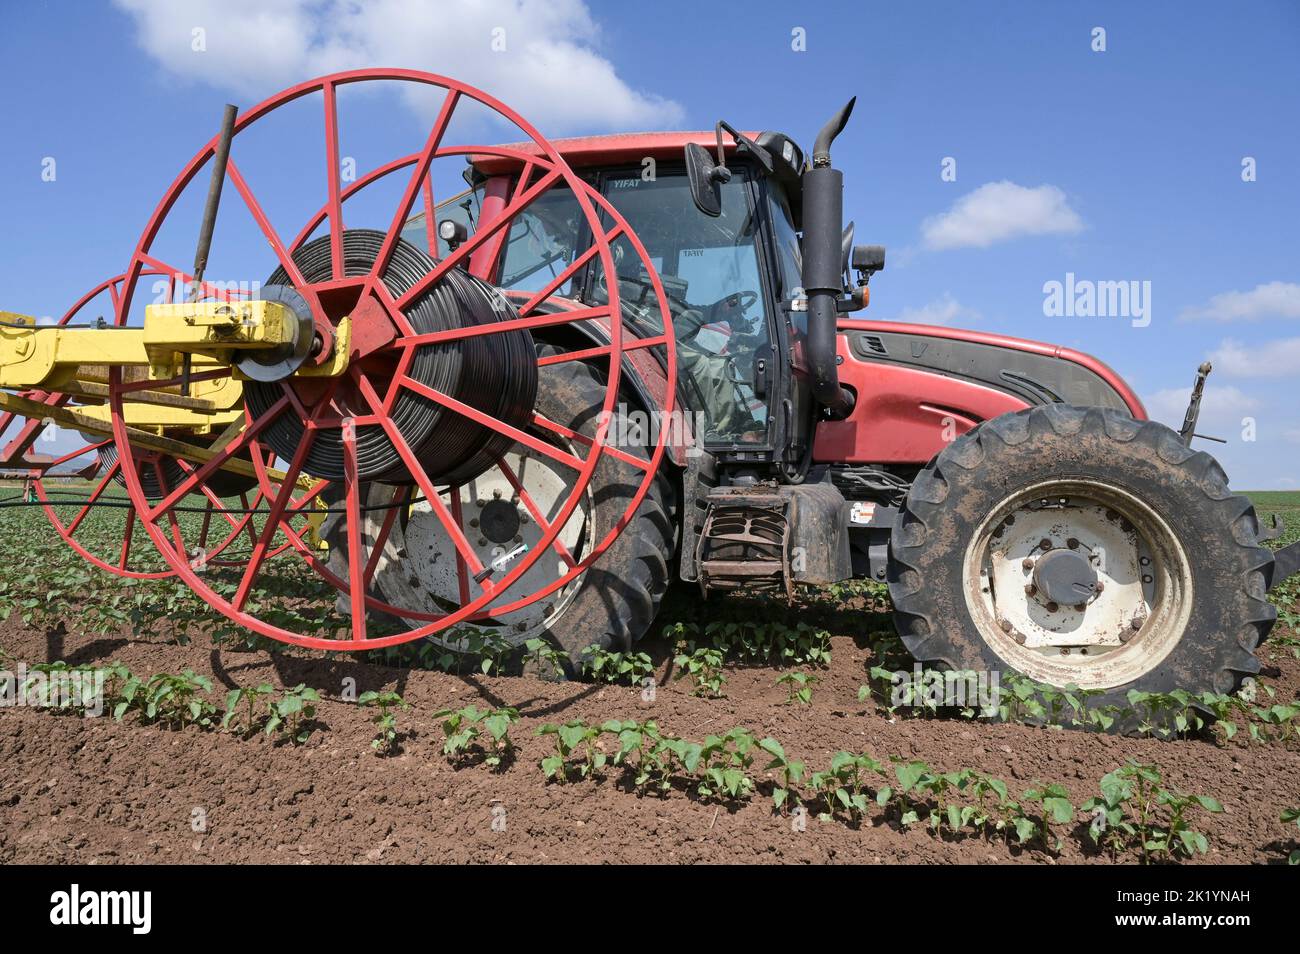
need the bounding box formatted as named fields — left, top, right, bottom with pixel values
left=99, top=437, right=257, bottom=499
left=245, top=229, right=537, bottom=485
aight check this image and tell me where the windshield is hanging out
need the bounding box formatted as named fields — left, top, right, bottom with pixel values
left=443, top=169, right=773, bottom=447
left=590, top=171, right=772, bottom=446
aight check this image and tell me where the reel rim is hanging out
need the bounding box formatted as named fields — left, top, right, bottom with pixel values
left=106, top=68, right=678, bottom=651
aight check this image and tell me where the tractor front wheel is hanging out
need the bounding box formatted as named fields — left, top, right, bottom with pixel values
left=888, top=404, right=1276, bottom=726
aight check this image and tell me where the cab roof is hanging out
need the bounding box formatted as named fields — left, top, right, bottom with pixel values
left=471, top=130, right=759, bottom=175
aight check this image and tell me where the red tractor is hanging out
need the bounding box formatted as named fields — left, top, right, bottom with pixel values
left=5, top=70, right=1295, bottom=724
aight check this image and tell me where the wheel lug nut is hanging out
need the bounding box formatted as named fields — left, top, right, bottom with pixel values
left=998, top=617, right=1013, bottom=632
left=1094, top=580, right=1104, bottom=593
left=469, top=518, right=479, bottom=527
left=1024, top=583, right=1037, bottom=596
left=492, top=489, right=502, bottom=499
left=1022, top=558, right=1034, bottom=571
left=1039, top=538, right=1052, bottom=551
left=1066, top=537, right=1079, bottom=549
left=1046, top=601, right=1059, bottom=612
left=1130, top=616, right=1143, bottom=630
left=475, top=499, right=485, bottom=508
left=1073, top=603, right=1087, bottom=612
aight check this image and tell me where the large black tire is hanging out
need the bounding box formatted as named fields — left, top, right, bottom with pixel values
left=350, top=345, right=676, bottom=669
left=888, top=404, right=1275, bottom=724
left=527, top=347, right=676, bottom=663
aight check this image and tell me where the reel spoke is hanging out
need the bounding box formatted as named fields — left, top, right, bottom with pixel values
left=398, top=374, right=584, bottom=473
left=371, top=90, right=461, bottom=283
left=322, top=81, right=345, bottom=280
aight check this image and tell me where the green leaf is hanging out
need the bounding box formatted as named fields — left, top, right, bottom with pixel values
left=758, top=737, right=785, bottom=761
left=1012, top=818, right=1037, bottom=845
left=1044, top=797, right=1074, bottom=824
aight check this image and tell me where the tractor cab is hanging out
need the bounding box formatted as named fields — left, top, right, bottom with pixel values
left=404, top=130, right=820, bottom=472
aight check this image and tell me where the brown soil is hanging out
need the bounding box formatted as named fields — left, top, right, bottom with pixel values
left=1, top=591, right=1297, bottom=865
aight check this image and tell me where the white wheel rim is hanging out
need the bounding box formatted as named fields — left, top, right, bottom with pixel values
left=962, top=479, right=1194, bottom=690
left=371, top=448, right=591, bottom=650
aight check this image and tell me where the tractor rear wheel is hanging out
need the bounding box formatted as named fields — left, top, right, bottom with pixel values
left=357, top=346, right=675, bottom=667
left=888, top=404, right=1276, bottom=726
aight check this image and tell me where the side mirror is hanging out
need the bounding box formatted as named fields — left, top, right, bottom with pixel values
left=851, top=244, right=886, bottom=282
left=685, top=142, right=725, bottom=217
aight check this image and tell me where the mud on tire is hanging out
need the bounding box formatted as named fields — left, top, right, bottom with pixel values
left=887, top=404, right=1276, bottom=728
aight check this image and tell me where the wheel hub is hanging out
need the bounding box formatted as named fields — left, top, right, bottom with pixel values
left=479, top=496, right=521, bottom=544
left=1031, top=546, right=1099, bottom=608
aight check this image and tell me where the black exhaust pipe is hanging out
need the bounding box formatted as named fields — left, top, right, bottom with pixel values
left=802, top=98, right=856, bottom=417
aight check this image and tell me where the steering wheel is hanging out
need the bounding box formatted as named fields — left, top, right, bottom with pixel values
left=707, top=290, right=759, bottom=319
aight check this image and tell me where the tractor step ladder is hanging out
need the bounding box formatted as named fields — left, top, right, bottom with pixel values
left=695, top=485, right=794, bottom=601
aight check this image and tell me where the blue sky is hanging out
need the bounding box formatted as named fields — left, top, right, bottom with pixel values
left=1, top=0, right=1297, bottom=486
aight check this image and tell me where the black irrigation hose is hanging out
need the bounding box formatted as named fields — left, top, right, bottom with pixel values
left=96, top=442, right=187, bottom=499
left=97, top=440, right=257, bottom=500
left=245, top=229, right=537, bottom=485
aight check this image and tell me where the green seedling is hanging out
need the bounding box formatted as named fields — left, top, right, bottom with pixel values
left=602, top=719, right=692, bottom=794
left=523, top=637, right=568, bottom=677
left=672, top=645, right=725, bottom=698
left=221, top=683, right=276, bottom=735
left=357, top=689, right=408, bottom=754
left=809, top=751, right=887, bottom=821
left=696, top=728, right=757, bottom=802
left=1080, top=762, right=1221, bottom=862
left=120, top=669, right=217, bottom=730
left=1021, top=783, right=1075, bottom=853
left=1282, top=807, right=1300, bottom=865
left=433, top=705, right=519, bottom=769
left=266, top=684, right=321, bottom=744
left=758, top=737, right=804, bottom=812
left=581, top=645, right=655, bottom=686
left=775, top=671, right=818, bottom=705
left=537, top=720, right=606, bottom=781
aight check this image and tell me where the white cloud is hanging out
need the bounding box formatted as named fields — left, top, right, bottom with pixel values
left=920, top=181, right=1083, bottom=251
left=1209, top=336, right=1300, bottom=378
left=112, top=0, right=683, bottom=133
left=888, top=294, right=979, bottom=326
left=1143, top=383, right=1260, bottom=431
left=1179, top=281, right=1300, bottom=322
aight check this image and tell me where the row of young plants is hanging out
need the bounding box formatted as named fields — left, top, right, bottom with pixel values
left=8, top=652, right=1298, bottom=864
left=12, top=660, right=324, bottom=739
left=526, top=715, right=1236, bottom=863
left=4, top=658, right=431, bottom=754
left=860, top=636, right=1300, bottom=744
